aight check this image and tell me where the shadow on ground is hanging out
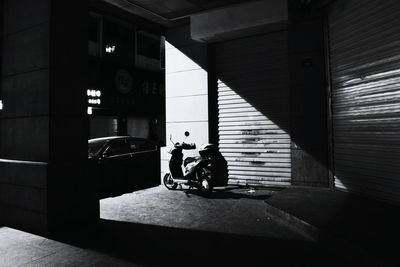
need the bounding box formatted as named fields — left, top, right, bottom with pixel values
left=178, top=185, right=283, bottom=200
left=30, top=185, right=400, bottom=266
left=87, top=219, right=362, bottom=267
left=51, top=186, right=377, bottom=267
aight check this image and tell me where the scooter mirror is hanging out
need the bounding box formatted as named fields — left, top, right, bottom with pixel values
left=169, top=134, right=175, bottom=146
left=184, top=131, right=190, bottom=137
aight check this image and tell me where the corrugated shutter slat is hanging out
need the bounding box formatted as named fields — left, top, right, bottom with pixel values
left=329, top=0, right=400, bottom=204
left=216, top=32, right=291, bottom=187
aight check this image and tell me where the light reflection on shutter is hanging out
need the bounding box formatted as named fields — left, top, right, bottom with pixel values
left=328, top=0, right=400, bottom=203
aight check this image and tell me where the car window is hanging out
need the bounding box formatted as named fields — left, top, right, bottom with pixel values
left=128, top=139, right=156, bottom=153
left=107, top=139, right=130, bottom=156
left=88, top=139, right=107, bottom=159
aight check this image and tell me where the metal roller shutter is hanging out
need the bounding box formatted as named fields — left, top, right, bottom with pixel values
left=328, top=0, right=400, bottom=203
left=216, top=32, right=291, bottom=187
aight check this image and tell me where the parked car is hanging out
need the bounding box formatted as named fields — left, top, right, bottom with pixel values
left=88, top=136, right=160, bottom=198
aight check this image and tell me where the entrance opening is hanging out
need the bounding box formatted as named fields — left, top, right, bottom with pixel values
left=82, top=2, right=315, bottom=266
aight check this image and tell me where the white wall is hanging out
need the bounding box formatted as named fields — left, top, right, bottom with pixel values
left=161, top=25, right=209, bottom=179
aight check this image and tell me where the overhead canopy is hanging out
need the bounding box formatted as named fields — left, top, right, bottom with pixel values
left=101, top=0, right=257, bottom=26
left=101, top=0, right=289, bottom=42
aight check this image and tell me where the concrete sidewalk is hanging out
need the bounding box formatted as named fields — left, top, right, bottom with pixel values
left=97, top=185, right=379, bottom=266
left=1, top=186, right=321, bottom=267
left=98, top=185, right=320, bottom=266
left=0, top=227, right=140, bottom=267
left=100, top=185, right=305, bottom=239
left=2, top=185, right=397, bottom=266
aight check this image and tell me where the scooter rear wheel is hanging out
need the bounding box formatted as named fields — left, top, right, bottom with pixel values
left=199, top=179, right=213, bottom=195
left=163, top=173, right=178, bottom=190
left=197, top=167, right=213, bottom=195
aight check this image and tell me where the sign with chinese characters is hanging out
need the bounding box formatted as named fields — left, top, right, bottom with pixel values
left=140, top=80, right=164, bottom=96
left=88, top=59, right=164, bottom=113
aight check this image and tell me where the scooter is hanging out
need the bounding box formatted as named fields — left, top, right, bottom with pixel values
left=163, top=131, right=216, bottom=195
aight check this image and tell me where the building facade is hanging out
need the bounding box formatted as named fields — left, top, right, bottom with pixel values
left=87, top=2, right=165, bottom=143
left=0, top=0, right=399, bottom=236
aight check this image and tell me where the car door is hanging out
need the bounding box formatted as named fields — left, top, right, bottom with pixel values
left=100, top=138, right=132, bottom=195
left=127, top=138, right=158, bottom=190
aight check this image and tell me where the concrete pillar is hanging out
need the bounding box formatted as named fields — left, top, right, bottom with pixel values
left=288, top=18, right=329, bottom=187
left=0, top=0, right=97, bottom=236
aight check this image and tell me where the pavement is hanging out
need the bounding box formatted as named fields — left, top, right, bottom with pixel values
left=98, top=185, right=318, bottom=266
left=100, top=185, right=303, bottom=239
left=265, top=186, right=400, bottom=267
left=0, top=227, right=138, bottom=267
left=1, top=185, right=400, bottom=266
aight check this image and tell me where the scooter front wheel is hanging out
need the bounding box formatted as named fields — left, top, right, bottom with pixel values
left=163, top=173, right=178, bottom=190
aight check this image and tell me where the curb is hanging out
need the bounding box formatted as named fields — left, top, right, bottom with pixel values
left=264, top=202, right=380, bottom=265
left=264, top=202, right=326, bottom=242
